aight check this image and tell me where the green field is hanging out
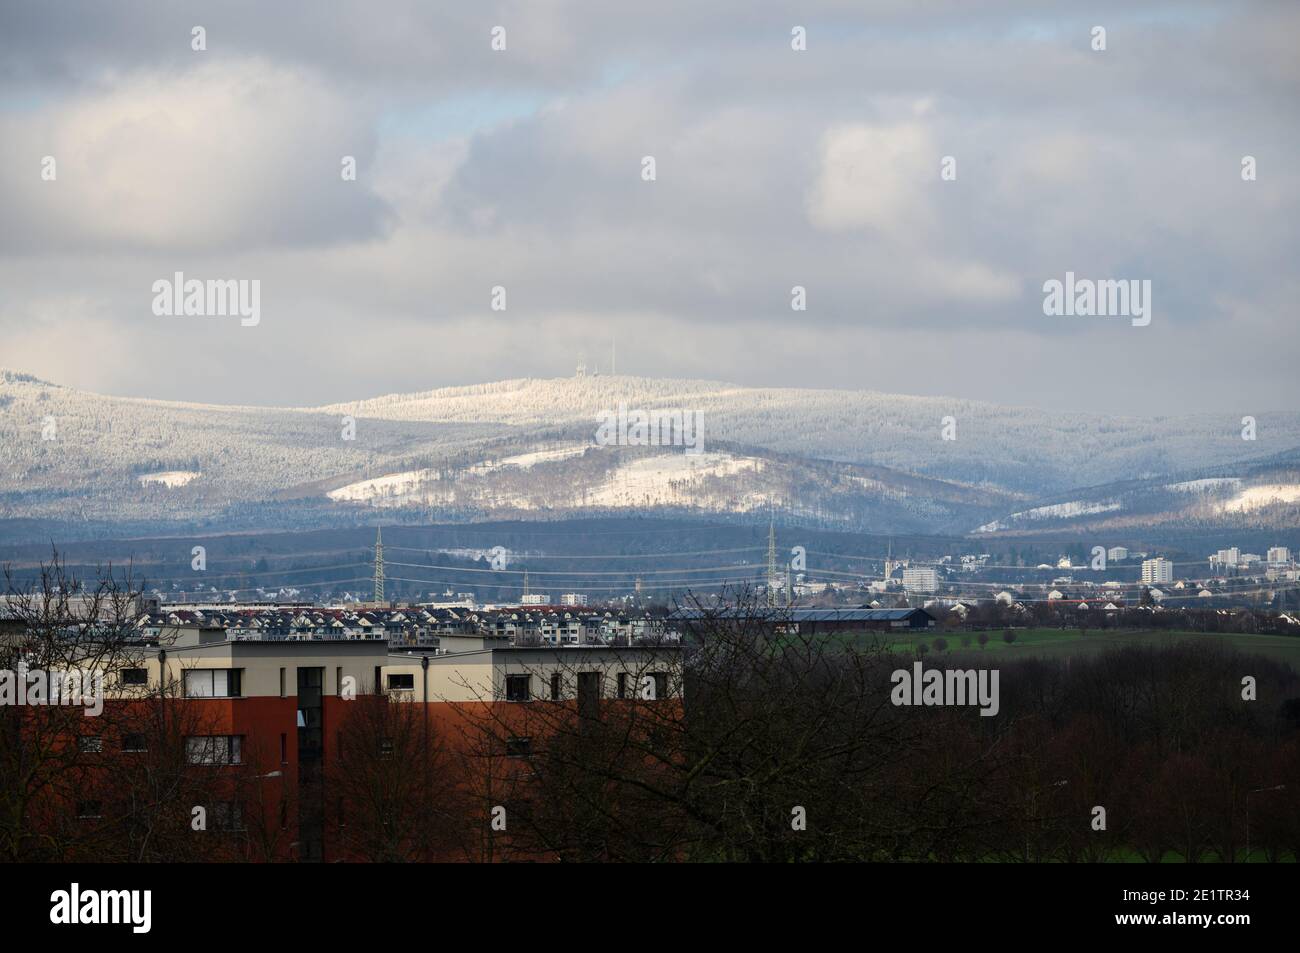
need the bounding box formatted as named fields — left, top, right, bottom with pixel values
left=877, top=627, right=1300, bottom=670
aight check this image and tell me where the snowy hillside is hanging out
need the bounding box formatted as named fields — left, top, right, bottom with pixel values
left=2, top=369, right=1297, bottom=536
left=968, top=453, right=1300, bottom=536
left=320, top=376, right=1300, bottom=493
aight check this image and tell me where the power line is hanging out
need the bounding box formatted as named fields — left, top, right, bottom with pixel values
left=157, top=576, right=373, bottom=595
left=119, top=562, right=371, bottom=584
left=381, top=545, right=766, bottom=560
left=365, top=523, right=752, bottom=538
left=383, top=559, right=765, bottom=577
left=803, top=550, right=1249, bottom=570
left=766, top=516, right=777, bottom=608
left=383, top=573, right=763, bottom=594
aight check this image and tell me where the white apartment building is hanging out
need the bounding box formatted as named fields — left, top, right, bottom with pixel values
left=902, top=567, right=939, bottom=593
left=1210, top=547, right=1241, bottom=570
left=1141, top=557, right=1174, bottom=585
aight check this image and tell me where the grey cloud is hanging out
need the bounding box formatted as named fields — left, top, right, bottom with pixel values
left=0, top=0, right=1296, bottom=415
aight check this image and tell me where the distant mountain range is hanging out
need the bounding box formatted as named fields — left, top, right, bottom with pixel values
left=972, top=449, right=1300, bottom=536
left=2, top=369, right=1298, bottom=541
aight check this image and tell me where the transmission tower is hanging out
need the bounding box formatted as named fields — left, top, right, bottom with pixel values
left=373, top=526, right=385, bottom=604
left=767, top=516, right=778, bottom=607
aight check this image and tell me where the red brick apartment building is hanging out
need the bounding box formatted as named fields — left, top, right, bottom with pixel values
left=60, top=626, right=683, bottom=861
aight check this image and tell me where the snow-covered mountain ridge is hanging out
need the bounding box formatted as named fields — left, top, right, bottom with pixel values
left=2, top=370, right=1297, bottom=535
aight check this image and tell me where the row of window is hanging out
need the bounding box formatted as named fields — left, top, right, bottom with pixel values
left=119, top=666, right=336, bottom=698
left=75, top=734, right=245, bottom=764
left=504, top=671, right=670, bottom=702
left=141, top=665, right=354, bottom=698
left=77, top=734, right=147, bottom=753
left=123, top=667, right=673, bottom=702
left=77, top=728, right=532, bottom=818
left=184, top=668, right=242, bottom=698
left=186, top=735, right=244, bottom=765
left=113, top=667, right=243, bottom=697
left=75, top=800, right=244, bottom=829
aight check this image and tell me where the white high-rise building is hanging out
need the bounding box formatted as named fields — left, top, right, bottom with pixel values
left=902, top=567, right=939, bottom=593
left=1267, top=547, right=1291, bottom=566
left=1211, top=547, right=1241, bottom=569
left=1141, top=557, right=1174, bottom=585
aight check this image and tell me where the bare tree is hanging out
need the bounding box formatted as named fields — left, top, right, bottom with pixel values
left=2, top=551, right=234, bottom=862
left=1, top=553, right=154, bottom=860
left=328, top=690, right=467, bottom=861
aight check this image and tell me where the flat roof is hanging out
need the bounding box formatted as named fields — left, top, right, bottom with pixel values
left=149, top=640, right=391, bottom=654
left=389, top=645, right=682, bottom=662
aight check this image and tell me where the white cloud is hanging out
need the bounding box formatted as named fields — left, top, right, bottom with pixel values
left=0, top=59, right=387, bottom=252
left=807, top=121, right=935, bottom=234
left=0, top=2, right=1295, bottom=414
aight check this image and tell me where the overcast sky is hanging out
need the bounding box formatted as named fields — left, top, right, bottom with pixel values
left=1, top=1, right=1296, bottom=414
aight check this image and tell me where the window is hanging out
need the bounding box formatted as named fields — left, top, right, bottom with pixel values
left=76, top=801, right=103, bottom=819
left=297, top=668, right=323, bottom=764
left=336, top=666, right=343, bottom=696
left=505, top=674, right=531, bottom=702
left=506, top=736, right=532, bottom=758
left=119, top=667, right=147, bottom=687
left=78, top=735, right=103, bottom=753
left=182, top=669, right=242, bottom=698
left=616, top=673, right=629, bottom=699
left=280, top=733, right=288, bottom=764
left=577, top=672, right=601, bottom=718
left=379, top=737, right=395, bottom=759
left=650, top=672, right=669, bottom=700
left=122, top=733, right=147, bottom=753
left=185, top=735, right=243, bottom=765
left=387, top=673, right=415, bottom=692
left=211, top=802, right=244, bottom=832
left=279, top=667, right=286, bottom=697
left=550, top=672, right=562, bottom=701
